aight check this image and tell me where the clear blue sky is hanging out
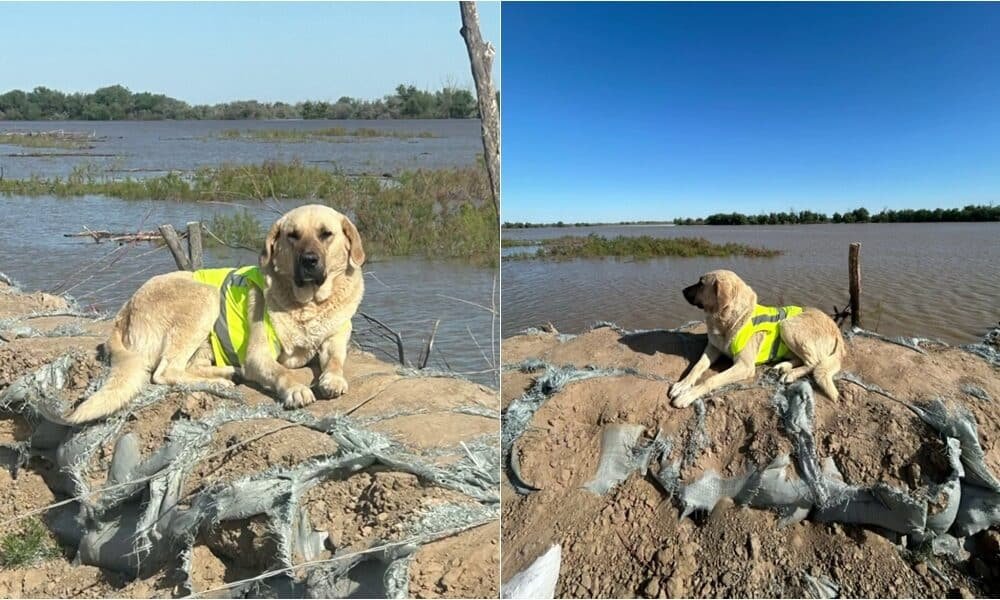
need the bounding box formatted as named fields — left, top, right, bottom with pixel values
left=0, top=2, right=500, bottom=104
left=502, top=3, right=1000, bottom=223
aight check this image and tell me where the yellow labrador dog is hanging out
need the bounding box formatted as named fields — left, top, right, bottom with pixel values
left=668, top=270, right=844, bottom=408
left=66, top=204, right=365, bottom=423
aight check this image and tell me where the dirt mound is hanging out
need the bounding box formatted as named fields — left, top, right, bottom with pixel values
left=501, top=323, right=1000, bottom=597
left=0, top=280, right=499, bottom=598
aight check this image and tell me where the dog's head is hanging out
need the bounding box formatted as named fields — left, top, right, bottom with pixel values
left=260, top=204, right=365, bottom=303
left=683, top=270, right=756, bottom=319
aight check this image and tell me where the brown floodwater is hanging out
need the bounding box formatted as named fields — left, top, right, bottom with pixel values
left=501, top=223, right=999, bottom=345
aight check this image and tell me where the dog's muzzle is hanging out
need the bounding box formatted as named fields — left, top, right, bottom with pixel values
left=294, top=252, right=326, bottom=287
left=683, top=283, right=703, bottom=309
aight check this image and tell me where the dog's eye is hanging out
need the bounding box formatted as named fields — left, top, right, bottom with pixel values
left=319, top=230, right=333, bottom=240
left=287, top=231, right=300, bottom=241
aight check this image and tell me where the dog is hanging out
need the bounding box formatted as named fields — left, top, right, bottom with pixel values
left=65, top=204, right=365, bottom=423
left=668, top=270, right=844, bottom=408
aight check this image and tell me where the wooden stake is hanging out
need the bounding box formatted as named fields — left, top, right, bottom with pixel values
left=158, top=224, right=192, bottom=271
left=849, top=242, right=861, bottom=328
left=187, top=221, right=204, bottom=270
left=459, top=1, right=500, bottom=222
left=419, top=319, right=441, bottom=369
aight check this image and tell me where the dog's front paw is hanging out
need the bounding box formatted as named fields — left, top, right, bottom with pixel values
left=317, top=372, right=349, bottom=398
left=283, top=384, right=316, bottom=409
left=668, top=381, right=691, bottom=400
left=671, top=388, right=701, bottom=409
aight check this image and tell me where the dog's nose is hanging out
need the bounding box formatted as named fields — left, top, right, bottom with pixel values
left=299, top=252, right=320, bottom=270
left=683, top=284, right=699, bottom=305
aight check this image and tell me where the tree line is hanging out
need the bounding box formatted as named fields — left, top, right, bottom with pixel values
left=674, top=205, right=999, bottom=225
left=503, top=205, right=999, bottom=228
left=502, top=220, right=673, bottom=229
left=0, top=84, right=482, bottom=121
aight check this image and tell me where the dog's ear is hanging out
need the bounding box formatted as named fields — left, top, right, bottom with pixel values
left=714, top=277, right=736, bottom=313
left=342, top=216, right=365, bottom=269
left=260, top=216, right=284, bottom=270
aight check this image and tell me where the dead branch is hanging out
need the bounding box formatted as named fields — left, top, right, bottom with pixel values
left=359, top=311, right=405, bottom=365
left=459, top=1, right=500, bottom=220
left=64, top=230, right=167, bottom=243
left=419, top=319, right=441, bottom=369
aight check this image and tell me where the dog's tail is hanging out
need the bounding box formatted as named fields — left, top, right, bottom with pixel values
left=65, top=306, right=149, bottom=424
left=812, top=335, right=843, bottom=402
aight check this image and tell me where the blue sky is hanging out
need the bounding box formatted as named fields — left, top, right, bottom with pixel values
left=0, top=2, right=500, bottom=104
left=502, top=3, right=1000, bottom=222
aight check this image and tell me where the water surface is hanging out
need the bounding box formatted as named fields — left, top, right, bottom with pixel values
left=502, top=223, right=999, bottom=345
left=0, top=119, right=482, bottom=179
left=0, top=118, right=496, bottom=384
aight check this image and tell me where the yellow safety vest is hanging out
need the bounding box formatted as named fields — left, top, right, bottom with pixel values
left=729, top=304, right=804, bottom=365
left=192, top=266, right=281, bottom=367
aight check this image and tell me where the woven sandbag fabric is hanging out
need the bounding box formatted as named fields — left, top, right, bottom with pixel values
left=0, top=281, right=500, bottom=598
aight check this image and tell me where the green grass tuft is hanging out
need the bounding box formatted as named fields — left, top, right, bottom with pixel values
left=1, top=518, right=61, bottom=568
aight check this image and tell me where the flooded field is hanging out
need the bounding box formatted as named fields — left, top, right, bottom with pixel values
left=0, top=119, right=497, bottom=384
left=0, top=118, right=482, bottom=179
left=501, top=222, right=999, bottom=345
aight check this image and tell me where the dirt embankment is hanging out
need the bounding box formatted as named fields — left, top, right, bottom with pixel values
left=501, top=322, right=1000, bottom=598
left=0, top=277, right=499, bottom=599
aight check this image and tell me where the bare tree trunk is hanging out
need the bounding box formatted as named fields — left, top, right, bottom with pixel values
left=459, top=1, right=500, bottom=221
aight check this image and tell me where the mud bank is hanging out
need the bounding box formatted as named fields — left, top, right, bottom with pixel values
left=0, top=275, right=499, bottom=598
left=501, top=321, right=1000, bottom=598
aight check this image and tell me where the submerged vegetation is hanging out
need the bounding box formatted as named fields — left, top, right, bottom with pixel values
left=0, top=162, right=498, bottom=264
left=0, top=84, right=480, bottom=120
left=500, top=238, right=538, bottom=247
left=505, top=234, right=781, bottom=260
left=0, top=130, right=96, bottom=149
left=214, top=127, right=436, bottom=142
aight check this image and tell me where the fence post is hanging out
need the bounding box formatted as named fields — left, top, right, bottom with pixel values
left=849, top=242, right=861, bottom=328
left=187, top=221, right=204, bottom=270
left=159, top=224, right=192, bottom=271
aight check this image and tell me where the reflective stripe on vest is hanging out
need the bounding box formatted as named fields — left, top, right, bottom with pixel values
left=729, top=304, right=804, bottom=365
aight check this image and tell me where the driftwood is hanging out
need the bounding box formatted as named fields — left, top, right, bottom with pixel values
left=64, top=223, right=204, bottom=272
left=459, top=1, right=501, bottom=220
left=64, top=229, right=173, bottom=243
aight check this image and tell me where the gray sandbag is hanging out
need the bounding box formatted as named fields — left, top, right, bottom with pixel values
left=952, top=484, right=1000, bottom=537
left=680, top=454, right=813, bottom=526
left=814, top=459, right=927, bottom=535
left=584, top=423, right=647, bottom=495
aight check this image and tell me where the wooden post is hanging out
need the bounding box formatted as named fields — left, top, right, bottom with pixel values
left=849, top=242, right=861, bottom=328
left=459, top=1, right=500, bottom=221
left=186, top=221, right=204, bottom=270
left=158, top=224, right=192, bottom=271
